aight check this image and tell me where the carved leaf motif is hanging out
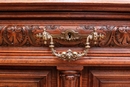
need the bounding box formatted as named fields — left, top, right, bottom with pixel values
left=116, top=27, right=130, bottom=46
left=6, top=26, right=23, bottom=45
left=117, top=33, right=130, bottom=45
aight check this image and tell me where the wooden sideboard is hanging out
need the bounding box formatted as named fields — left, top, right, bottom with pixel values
left=0, top=2, right=130, bottom=87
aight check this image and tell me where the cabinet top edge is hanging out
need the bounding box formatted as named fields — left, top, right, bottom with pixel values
left=0, top=0, right=130, bottom=3
left=0, top=3, right=130, bottom=12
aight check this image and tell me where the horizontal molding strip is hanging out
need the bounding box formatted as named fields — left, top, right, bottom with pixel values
left=0, top=47, right=129, bottom=66
left=0, top=12, right=130, bottom=20
left=0, top=47, right=129, bottom=57
left=0, top=3, right=129, bottom=12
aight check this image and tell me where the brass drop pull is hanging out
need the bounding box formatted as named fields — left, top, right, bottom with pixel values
left=36, top=27, right=104, bottom=61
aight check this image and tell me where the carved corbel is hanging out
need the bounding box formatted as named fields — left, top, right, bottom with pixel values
left=59, top=71, right=80, bottom=87
left=57, top=66, right=83, bottom=87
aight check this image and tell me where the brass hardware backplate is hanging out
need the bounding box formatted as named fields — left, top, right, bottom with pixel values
left=36, top=26, right=105, bottom=61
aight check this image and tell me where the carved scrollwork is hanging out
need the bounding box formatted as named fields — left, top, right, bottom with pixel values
left=0, top=25, right=129, bottom=48
left=96, top=26, right=130, bottom=47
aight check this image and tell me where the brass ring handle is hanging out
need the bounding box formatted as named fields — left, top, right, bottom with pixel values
left=36, top=27, right=104, bottom=61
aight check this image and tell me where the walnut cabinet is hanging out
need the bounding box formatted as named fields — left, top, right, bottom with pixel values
left=0, top=2, right=130, bottom=87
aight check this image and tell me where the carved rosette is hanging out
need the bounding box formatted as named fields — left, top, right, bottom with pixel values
left=59, top=71, right=80, bottom=87
left=0, top=25, right=129, bottom=47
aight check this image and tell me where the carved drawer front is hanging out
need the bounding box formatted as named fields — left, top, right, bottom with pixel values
left=0, top=69, right=51, bottom=87
left=89, top=69, right=130, bottom=87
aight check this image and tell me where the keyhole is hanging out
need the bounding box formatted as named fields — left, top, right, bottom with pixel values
left=68, top=32, right=72, bottom=38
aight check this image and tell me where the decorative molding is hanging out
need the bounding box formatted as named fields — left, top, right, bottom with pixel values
left=0, top=3, right=129, bottom=12
left=0, top=25, right=130, bottom=47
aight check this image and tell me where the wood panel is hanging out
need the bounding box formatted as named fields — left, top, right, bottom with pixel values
left=0, top=70, right=49, bottom=87
left=89, top=68, right=130, bottom=87
left=0, top=66, right=57, bottom=87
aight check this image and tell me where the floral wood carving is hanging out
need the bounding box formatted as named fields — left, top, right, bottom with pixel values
left=0, top=25, right=130, bottom=47
left=3, top=26, right=27, bottom=46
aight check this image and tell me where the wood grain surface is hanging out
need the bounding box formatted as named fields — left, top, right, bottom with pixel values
left=0, top=2, right=129, bottom=87
left=0, top=0, right=130, bottom=3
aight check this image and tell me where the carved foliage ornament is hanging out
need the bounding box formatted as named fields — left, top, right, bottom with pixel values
left=0, top=25, right=129, bottom=47
left=0, top=25, right=129, bottom=60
